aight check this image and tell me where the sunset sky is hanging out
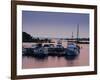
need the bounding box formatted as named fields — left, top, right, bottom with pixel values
left=22, top=11, right=89, bottom=38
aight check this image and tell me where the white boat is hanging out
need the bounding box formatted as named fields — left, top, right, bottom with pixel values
left=43, top=44, right=55, bottom=54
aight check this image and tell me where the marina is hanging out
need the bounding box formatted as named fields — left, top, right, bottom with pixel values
left=22, top=11, right=90, bottom=69
left=22, top=42, right=89, bottom=69
left=22, top=39, right=80, bottom=57
left=22, top=26, right=89, bottom=69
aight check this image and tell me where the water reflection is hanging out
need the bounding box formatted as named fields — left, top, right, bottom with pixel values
left=22, top=54, right=80, bottom=68
left=64, top=55, right=79, bottom=66
left=64, top=55, right=78, bottom=60
left=23, top=54, right=48, bottom=61
left=22, top=44, right=89, bottom=69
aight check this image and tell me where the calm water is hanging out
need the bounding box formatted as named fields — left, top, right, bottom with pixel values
left=22, top=41, right=89, bottom=69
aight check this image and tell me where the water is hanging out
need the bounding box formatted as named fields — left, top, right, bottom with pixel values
left=22, top=41, right=89, bottom=69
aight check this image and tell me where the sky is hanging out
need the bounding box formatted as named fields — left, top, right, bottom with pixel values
left=22, top=11, right=89, bottom=38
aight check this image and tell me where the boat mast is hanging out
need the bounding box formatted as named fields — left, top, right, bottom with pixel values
left=77, top=24, right=79, bottom=43
left=72, top=32, right=73, bottom=42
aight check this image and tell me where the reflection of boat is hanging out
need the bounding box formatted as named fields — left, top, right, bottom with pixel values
left=64, top=54, right=78, bottom=60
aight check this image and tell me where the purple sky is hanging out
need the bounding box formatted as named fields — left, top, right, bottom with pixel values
left=22, top=11, right=89, bottom=38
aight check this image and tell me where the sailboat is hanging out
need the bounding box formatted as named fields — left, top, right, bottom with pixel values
left=65, top=24, right=80, bottom=56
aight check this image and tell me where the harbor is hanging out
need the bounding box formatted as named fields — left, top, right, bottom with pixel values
left=22, top=24, right=89, bottom=69
left=22, top=39, right=80, bottom=56
left=22, top=11, right=90, bottom=69
left=22, top=41, right=89, bottom=69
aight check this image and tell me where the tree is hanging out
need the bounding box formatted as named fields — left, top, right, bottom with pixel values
left=22, top=32, right=33, bottom=42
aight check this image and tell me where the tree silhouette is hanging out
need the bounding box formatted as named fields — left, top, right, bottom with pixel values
left=22, top=32, right=33, bottom=42
left=23, top=32, right=52, bottom=43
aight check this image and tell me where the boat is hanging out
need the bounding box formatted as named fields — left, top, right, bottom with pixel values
left=22, top=43, right=47, bottom=58
left=56, top=39, right=64, bottom=48
left=54, top=40, right=65, bottom=56
left=32, top=43, right=47, bottom=57
left=22, top=47, right=27, bottom=55
left=42, top=41, right=65, bottom=56
left=65, top=43, right=80, bottom=56
left=65, top=24, right=80, bottom=56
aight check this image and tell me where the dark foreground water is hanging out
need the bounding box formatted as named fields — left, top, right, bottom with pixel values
left=22, top=44, right=89, bottom=69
